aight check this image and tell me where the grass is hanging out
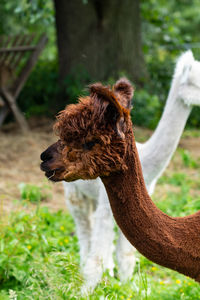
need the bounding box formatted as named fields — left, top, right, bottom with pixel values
left=18, top=182, right=51, bottom=203
left=182, top=128, right=200, bottom=138
left=0, top=149, right=200, bottom=299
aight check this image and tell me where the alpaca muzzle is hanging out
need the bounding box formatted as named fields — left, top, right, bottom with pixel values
left=40, top=161, right=65, bottom=181
left=40, top=142, right=66, bottom=181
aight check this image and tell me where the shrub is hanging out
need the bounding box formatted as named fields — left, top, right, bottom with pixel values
left=18, top=59, right=59, bottom=118
left=131, top=89, right=161, bottom=129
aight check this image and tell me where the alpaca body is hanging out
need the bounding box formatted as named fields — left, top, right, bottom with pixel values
left=102, top=133, right=200, bottom=282
left=62, top=50, right=200, bottom=290
left=40, top=75, right=200, bottom=287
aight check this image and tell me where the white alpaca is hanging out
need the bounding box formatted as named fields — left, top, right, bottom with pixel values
left=63, top=50, right=200, bottom=290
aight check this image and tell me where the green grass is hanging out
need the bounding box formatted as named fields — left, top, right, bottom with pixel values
left=18, top=182, right=51, bottom=203
left=0, top=149, right=200, bottom=299
left=182, top=129, right=200, bottom=138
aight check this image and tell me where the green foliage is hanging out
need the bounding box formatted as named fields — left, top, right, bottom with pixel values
left=17, top=62, right=91, bottom=117
left=158, top=183, right=200, bottom=217
left=141, top=0, right=200, bottom=57
left=131, top=90, right=161, bottom=129
left=157, top=151, right=200, bottom=216
left=0, top=206, right=80, bottom=298
left=188, top=107, right=200, bottom=128
left=141, top=0, right=200, bottom=128
left=161, top=172, right=189, bottom=187
left=18, top=182, right=51, bottom=203
left=183, top=129, right=200, bottom=138
left=0, top=0, right=54, bottom=33
left=62, top=66, right=91, bottom=105
left=0, top=201, right=200, bottom=299
left=0, top=0, right=56, bottom=60
left=18, top=60, right=59, bottom=118
left=179, top=149, right=199, bottom=168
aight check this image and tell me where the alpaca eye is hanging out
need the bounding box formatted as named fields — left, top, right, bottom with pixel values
left=83, top=139, right=99, bottom=150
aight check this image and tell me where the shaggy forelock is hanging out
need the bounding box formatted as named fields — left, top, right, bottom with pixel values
left=54, top=96, right=118, bottom=146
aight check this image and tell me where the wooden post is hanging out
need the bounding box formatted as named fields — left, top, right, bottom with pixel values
left=1, top=88, right=29, bottom=133
left=0, top=96, right=4, bottom=107
left=0, top=104, right=9, bottom=126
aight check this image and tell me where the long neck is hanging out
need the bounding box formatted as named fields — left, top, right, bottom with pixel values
left=101, top=132, right=200, bottom=282
left=140, top=75, right=192, bottom=187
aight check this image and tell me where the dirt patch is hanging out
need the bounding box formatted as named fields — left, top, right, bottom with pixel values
left=179, top=137, right=200, bottom=157
left=0, top=118, right=66, bottom=213
left=0, top=119, right=199, bottom=213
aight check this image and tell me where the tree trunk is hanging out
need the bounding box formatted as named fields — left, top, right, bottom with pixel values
left=53, top=0, right=146, bottom=84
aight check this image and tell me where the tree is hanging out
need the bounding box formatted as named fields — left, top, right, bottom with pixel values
left=53, top=0, right=146, bottom=84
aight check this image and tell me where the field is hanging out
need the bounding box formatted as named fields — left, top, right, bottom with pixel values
left=0, top=120, right=200, bottom=299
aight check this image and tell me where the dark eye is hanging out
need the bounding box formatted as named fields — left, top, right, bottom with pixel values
left=83, top=139, right=99, bottom=150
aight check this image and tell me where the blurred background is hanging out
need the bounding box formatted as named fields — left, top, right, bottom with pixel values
left=0, top=1, right=200, bottom=299
left=1, top=0, right=200, bottom=128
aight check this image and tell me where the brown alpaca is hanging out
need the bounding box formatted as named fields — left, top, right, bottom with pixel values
left=40, top=79, right=200, bottom=282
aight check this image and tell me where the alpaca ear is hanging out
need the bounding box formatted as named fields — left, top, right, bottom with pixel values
left=175, top=50, right=194, bottom=84
left=180, top=64, right=192, bottom=85
left=113, top=78, right=134, bottom=109
left=89, top=83, right=129, bottom=139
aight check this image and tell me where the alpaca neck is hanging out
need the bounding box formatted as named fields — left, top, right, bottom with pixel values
left=140, top=75, right=192, bottom=187
left=101, top=133, right=200, bottom=282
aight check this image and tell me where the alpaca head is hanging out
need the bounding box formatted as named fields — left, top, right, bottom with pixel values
left=40, top=78, right=134, bottom=182
left=175, top=50, right=200, bottom=106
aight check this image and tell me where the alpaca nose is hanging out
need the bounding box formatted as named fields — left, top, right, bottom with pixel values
left=40, top=149, right=52, bottom=162
left=40, top=142, right=60, bottom=162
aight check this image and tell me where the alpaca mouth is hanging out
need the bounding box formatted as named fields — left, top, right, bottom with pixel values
left=44, top=169, right=64, bottom=182
left=45, top=170, right=56, bottom=180
left=40, top=162, right=65, bottom=182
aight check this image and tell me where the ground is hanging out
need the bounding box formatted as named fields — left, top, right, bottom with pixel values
left=0, top=118, right=65, bottom=213
left=0, top=118, right=199, bottom=214
left=0, top=119, right=200, bottom=299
